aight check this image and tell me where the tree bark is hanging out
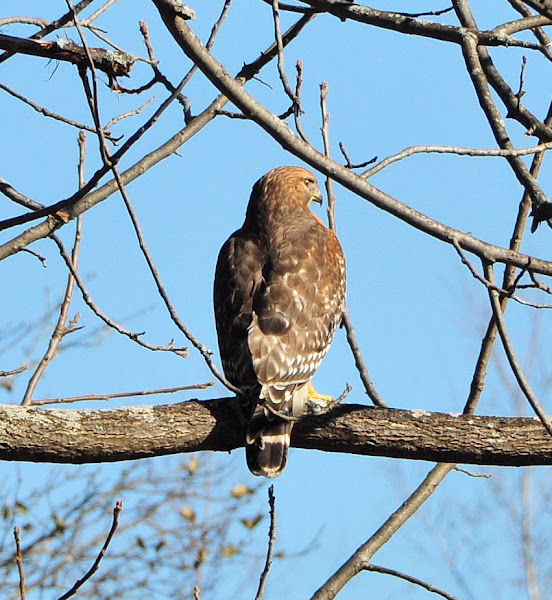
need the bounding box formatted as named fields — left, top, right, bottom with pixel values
left=0, top=399, right=550, bottom=466
left=0, top=34, right=135, bottom=80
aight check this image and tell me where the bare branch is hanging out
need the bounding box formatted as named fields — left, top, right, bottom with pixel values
left=0, top=11, right=314, bottom=257
left=310, top=463, right=455, bottom=600
left=366, top=564, right=459, bottom=600
left=255, top=485, right=277, bottom=600
left=317, top=80, right=385, bottom=407
left=0, top=0, right=96, bottom=66
left=21, top=196, right=83, bottom=406
left=0, top=82, right=117, bottom=139
left=452, top=238, right=552, bottom=309
left=149, top=0, right=552, bottom=281
left=0, top=33, right=135, bottom=81
left=0, top=400, right=551, bottom=465
left=57, top=500, right=122, bottom=600
left=51, top=233, right=189, bottom=356
left=483, top=261, right=552, bottom=436
left=0, top=179, right=44, bottom=211
left=341, top=310, right=387, bottom=407
left=300, top=0, right=548, bottom=50
left=0, top=17, right=50, bottom=29
left=362, top=141, right=552, bottom=178
left=13, top=526, right=26, bottom=600
left=271, top=0, right=308, bottom=141
left=0, top=366, right=27, bottom=378
left=32, top=382, right=215, bottom=406
left=338, top=141, right=376, bottom=170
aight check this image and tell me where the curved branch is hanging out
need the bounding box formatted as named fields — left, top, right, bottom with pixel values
left=150, top=0, right=552, bottom=277
left=300, top=0, right=546, bottom=50
left=1, top=399, right=552, bottom=466
left=0, top=12, right=314, bottom=260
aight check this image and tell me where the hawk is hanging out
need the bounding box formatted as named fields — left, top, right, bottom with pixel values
left=213, top=166, right=346, bottom=477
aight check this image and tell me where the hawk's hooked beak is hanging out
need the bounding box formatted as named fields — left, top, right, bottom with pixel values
left=311, top=188, right=323, bottom=205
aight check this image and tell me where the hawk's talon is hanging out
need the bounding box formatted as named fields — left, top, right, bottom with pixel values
left=306, top=382, right=352, bottom=415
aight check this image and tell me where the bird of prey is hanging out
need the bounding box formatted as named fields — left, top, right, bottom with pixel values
left=213, top=166, right=346, bottom=477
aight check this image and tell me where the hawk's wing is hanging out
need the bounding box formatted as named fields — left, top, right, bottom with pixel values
left=213, top=228, right=265, bottom=395
left=248, top=217, right=345, bottom=413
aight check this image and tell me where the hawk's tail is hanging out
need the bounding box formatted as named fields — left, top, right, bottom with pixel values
left=245, top=415, right=292, bottom=478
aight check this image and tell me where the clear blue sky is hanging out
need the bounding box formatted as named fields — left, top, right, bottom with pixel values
left=2, top=1, right=552, bottom=598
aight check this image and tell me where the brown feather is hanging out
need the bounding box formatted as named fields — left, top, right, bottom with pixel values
left=213, top=166, right=346, bottom=477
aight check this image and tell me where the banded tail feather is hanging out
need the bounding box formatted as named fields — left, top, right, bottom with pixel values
left=245, top=410, right=292, bottom=478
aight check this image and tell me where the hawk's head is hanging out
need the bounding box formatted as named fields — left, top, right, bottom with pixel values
left=249, top=166, right=323, bottom=218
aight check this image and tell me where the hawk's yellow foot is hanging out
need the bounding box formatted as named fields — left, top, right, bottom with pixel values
left=306, top=382, right=336, bottom=414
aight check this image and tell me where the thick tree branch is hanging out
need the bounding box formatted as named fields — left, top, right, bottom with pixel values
left=1, top=399, right=552, bottom=466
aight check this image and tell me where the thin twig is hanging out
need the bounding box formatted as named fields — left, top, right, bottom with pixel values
left=318, top=80, right=386, bottom=407
left=50, top=234, right=189, bottom=356
left=516, top=55, right=528, bottom=112
left=528, top=271, right=552, bottom=295
left=483, top=261, right=552, bottom=437
left=66, top=0, right=120, bottom=172
left=0, top=179, right=45, bottom=211
left=255, top=485, right=276, bottom=600
left=21, top=139, right=84, bottom=406
left=0, top=82, right=116, bottom=139
left=13, top=526, right=26, bottom=600
left=271, top=0, right=308, bottom=141
left=32, top=382, right=214, bottom=406
left=395, top=7, right=454, bottom=18
left=57, top=500, right=123, bottom=600
left=341, top=310, right=387, bottom=407
left=366, top=563, right=459, bottom=600
left=338, top=142, right=376, bottom=169
left=67, top=7, right=239, bottom=393
left=451, top=238, right=552, bottom=309
left=104, top=96, right=155, bottom=130
left=0, top=17, right=50, bottom=29
left=0, top=366, right=27, bottom=378
left=0, top=11, right=315, bottom=239
left=310, top=462, right=455, bottom=600
left=116, top=174, right=238, bottom=391
left=319, top=81, right=335, bottom=231
left=80, top=0, right=120, bottom=28
left=453, top=466, right=491, bottom=478
left=22, top=248, right=47, bottom=267
left=362, top=141, right=552, bottom=178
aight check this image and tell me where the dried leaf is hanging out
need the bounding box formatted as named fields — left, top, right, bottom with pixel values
left=195, top=546, right=209, bottom=567
left=186, top=456, right=199, bottom=475
left=230, top=483, right=253, bottom=499
left=221, top=544, right=239, bottom=558
left=53, top=514, right=66, bottom=534
left=240, top=514, right=263, bottom=530
left=179, top=506, right=196, bottom=522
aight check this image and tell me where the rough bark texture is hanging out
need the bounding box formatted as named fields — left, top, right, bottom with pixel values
left=0, top=34, right=135, bottom=80
left=0, top=399, right=550, bottom=466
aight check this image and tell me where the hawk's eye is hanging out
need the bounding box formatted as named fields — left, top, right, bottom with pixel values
left=304, top=178, right=314, bottom=187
